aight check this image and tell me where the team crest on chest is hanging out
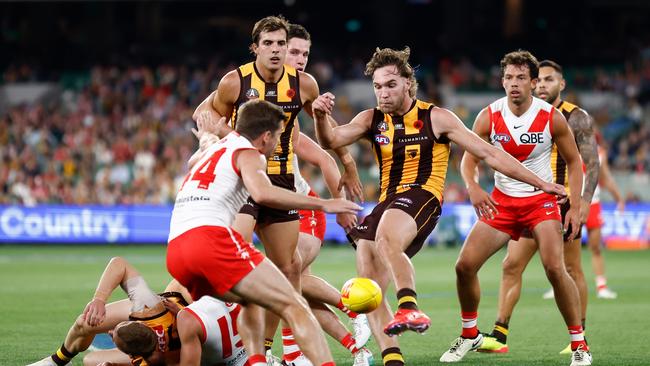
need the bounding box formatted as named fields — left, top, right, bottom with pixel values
left=407, top=149, right=418, bottom=159
left=377, top=121, right=388, bottom=132
left=245, top=88, right=260, bottom=100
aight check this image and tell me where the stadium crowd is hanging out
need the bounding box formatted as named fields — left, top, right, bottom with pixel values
left=1, top=52, right=649, bottom=205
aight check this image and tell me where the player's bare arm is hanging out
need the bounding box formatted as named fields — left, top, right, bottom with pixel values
left=598, top=149, right=625, bottom=211
left=459, top=108, right=499, bottom=219
left=313, top=94, right=372, bottom=149
left=432, top=107, right=566, bottom=197
left=568, top=108, right=600, bottom=211
left=83, top=257, right=149, bottom=327
left=553, top=109, right=584, bottom=239
left=177, top=310, right=203, bottom=366
left=237, top=149, right=361, bottom=214
left=187, top=113, right=224, bottom=169
left=295, top=132, right=358, bottom=229
left=192, top=71, right=240, bottom=138
left=300, top=71, right=364, bottom=201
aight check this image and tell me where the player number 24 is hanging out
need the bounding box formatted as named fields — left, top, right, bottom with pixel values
left=180, top=148, right=226, bottom=190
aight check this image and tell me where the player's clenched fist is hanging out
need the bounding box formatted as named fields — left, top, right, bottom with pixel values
left=312, top=92, right=336, bottom=117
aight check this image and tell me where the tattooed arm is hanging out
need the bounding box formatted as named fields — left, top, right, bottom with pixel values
left=567, top=108, right=600, bottom=220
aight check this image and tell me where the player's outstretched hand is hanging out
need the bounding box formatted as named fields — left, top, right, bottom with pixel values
left=83, top=298, right=107, bottom=327
left=336, top=212, right=358, bottom=231
left=540, top=182, right=568, bottom=203
left=322, top=198, right=362, bottom=214
left=338, top=165, right=365, bottom=203
left=193, top=111, right=225, bottom=148
left=564, top=205, right=581, bottom=241
left=312, top=92, right=336, bottom=118
left=468, top=185, right=499, bottom=220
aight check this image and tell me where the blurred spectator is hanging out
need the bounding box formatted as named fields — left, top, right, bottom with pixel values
left=1, top=47, right=649, bottom=205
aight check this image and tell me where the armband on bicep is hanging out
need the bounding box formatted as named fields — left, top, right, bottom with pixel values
left=123, top=276, right=161, bottom=312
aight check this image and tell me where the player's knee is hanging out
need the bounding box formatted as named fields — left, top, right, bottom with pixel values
left=502, top=256, right=525, bottom=278
left=72, top=313, right=94, bottom=336
left=543, top=262, right=566, bottom=283
left=590, top=244, right=601, bottom=256
left=455, top=258, right=477, bottom=278
left=278, top=293, right=310, bottom=320
left=276, top=259, right=302, bottom=281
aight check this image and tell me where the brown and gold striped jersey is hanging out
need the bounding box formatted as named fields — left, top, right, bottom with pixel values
left=128, top=292, right=188, bottom=366
left=367, top=100, right=450, bottom=202
left=231, top=62, right=302, bottom=175
left=550, top=100, right=580, bottom=195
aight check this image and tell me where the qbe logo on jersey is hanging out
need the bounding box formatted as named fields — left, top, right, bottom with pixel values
left=519, top=132, right=544, bottom=144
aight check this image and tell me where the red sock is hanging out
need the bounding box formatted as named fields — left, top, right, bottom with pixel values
left=569, top=325, right=589, bottom=351
left=321, top=362, right=336, bottom=366
left=340, top=333, right=359, bottom=354
left=461, top=311, right=479, bottom=338
left=336, top=299, right=358, bottom=318
left=246, top=354, right=266, bottom=366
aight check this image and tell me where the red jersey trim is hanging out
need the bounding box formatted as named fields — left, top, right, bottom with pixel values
left=549, top=107, right=555, bottom=136
left=491, top=108, right=551, bottom=162
left=231, top=148, right=258, bottom=177
left=182, top=308, right=207, bottom=344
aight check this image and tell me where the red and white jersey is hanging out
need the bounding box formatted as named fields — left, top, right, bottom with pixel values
left=489, top=96, right=555, bottom=197
left=292, top=154, right=311, bottom=196
left=169, top=132, right=258, bottom=241
left=183, top=296, right=247, bottom=366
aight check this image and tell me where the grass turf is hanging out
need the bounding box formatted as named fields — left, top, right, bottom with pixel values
left=1, top=244, right=649, bottom=365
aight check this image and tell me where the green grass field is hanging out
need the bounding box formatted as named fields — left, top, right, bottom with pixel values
left=2, top=244, right=649, bottom=365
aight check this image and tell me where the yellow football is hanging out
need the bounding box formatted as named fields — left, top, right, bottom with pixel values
left=340, top=277, right=382, bottom=313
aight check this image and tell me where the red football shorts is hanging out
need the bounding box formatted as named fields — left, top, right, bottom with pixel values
left=298, top=190, right=327, bottom=242
left=480, top=188, right=561, bottom=241
left=166, top=225, right=264, bottom=300
left=585, top=202, right=604, bottom=230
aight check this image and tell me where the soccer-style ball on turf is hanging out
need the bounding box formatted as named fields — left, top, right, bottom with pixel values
left=340, top=277, right=382, bottom=313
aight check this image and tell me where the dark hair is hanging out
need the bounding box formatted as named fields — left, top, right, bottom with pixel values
left=235, top=100, right=285, bottom=140
left=288, top=23, right=311, bottom=42
left=114, top=322, right=157, bottom=358
left=365, top=47, right=418, bottom=98
left=500, top=50, right=539, bottom=79
left=251, top=15, right=289, bottom=45
left=539, top=59, right=563, bottom=75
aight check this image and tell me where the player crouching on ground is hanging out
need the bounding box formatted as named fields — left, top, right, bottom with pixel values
left=26, top=256, right=250, bottom=366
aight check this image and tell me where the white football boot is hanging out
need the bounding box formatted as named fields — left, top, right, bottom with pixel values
left=439, top=333, right=484, bottom=362
left=352, top=314, right=372, bottom=348
left=26, top=357, right=66, bottom=366
left=570, top=345, right=592, bottom=366
left=352, top=347, right=374, bottom=366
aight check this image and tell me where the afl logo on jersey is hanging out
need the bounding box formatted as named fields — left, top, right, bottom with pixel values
left=493, top=134, right=511, bottom=143
left=375, top=134, right=390, bottom=145
left=413, top=120, right=424, bottom=130
left=245, top=88, right=260, bottom=100
left=286, top=88, right=296, bottom=98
